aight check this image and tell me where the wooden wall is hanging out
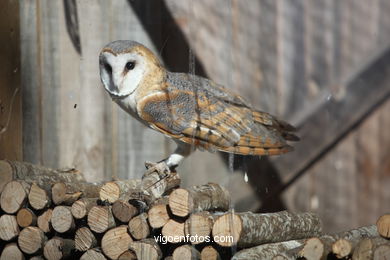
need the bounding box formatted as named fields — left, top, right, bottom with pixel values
left=17, top=0, right=390, bottom=232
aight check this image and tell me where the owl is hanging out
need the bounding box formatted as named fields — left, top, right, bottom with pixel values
left=99, top=40, right=298, bottom=174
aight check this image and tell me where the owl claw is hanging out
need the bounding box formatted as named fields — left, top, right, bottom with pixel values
left=144, top=160, right=172, bottom=177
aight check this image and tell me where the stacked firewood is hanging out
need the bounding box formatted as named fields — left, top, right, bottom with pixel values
left=0, top=160, right=389, bottom=260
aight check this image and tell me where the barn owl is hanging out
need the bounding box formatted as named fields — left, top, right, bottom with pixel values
left=99, top=40, right=298, bottom=174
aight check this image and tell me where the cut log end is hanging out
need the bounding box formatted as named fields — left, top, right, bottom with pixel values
left=212, top=213, right=242, bottom=247
left=102, top=225, right=133, bottom=260
left=0, top=181, right=29, bottom=214
left=168, top=188, right=190, bottom=217
left=376, top=214, right=390, bottom=239
left=51, top=206, right=75, bottom=233
left=18, top=226, right=46, bottom=254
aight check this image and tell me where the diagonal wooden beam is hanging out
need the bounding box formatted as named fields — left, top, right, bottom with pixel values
left=261, top=46, right=390, bottom=206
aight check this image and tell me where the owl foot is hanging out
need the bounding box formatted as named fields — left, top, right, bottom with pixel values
left=144, top=160, right=173, bottom=178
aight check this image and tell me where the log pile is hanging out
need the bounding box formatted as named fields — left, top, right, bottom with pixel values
left=0, top=160, right=389, bottom=260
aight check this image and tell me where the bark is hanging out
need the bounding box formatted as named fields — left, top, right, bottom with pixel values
left=212, top=211, right=321, bottom=247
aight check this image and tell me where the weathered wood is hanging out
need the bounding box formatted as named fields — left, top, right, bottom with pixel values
left=271, top=46, right=390, bottom=202
left=80, top=248, right=107, bottom=260
left=168, top=183, right=230, bottom=217
left=16, top=208, right=37, bottom=227
left=18, top=226, right=47, bottom=254
left=112, top=199, right=138, bottom=223
left=148, top=197, right=170, bottom=229
left=373, top=244, right=390, bottom=259
left=232, top=240, right=303, bottom=260
left=51, top=206, right=75, bottom=233
left=0, top=180, right=30, bottom=214
left=376, top=214, right=390, bottom=239
left=162, top=219, right=185, bottom=243
left=184, top=212, right=219, bottom=245
left=43, top=237, right=75, bottom=260
left=71, top=198, right=98, bottom=219
left=297, top=225, right=379, bottom=260
left=28, top=183, right=51, bottom=210
left=213, top=211, right=321, bottom=247
left=0, top=243, right=24, bottom=260
left=332, top=239, right=352, bottom=259
left=99, top=180, right=140, bottom=203
left=128, top=213, right=150, bottom=240
left=172, top=245, right=200, bottom=260
left=75, top=227, right=97, bottom=251
left=141, top=170, right=181, bottom=204
left=118, top=250, right=137, bottom=260
left=101, top=225, right=133, bottom=260
left=37, top=209, right=53, bottom=233
left=200, top=246, right=221, bottom=260
left=0, top=214, right=19, bottom=241
left=0, top=161, right=85, bottom=189
left=0, top=0, right=22, bottom=164
left=128, top=239, right=162, bottom=260
left=87, top=205, right=116, bottom=233
left=52, top=182, right=101, bottom=205
left=352, top=237, right=390, bottom=260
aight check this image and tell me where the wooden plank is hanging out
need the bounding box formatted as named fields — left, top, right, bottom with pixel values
left=267, top=46, right=390, bottom=203
left=0, top=0, right=22, bottom=160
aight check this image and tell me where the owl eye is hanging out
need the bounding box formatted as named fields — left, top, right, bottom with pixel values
left=125, top=61, right=136, bottom=70
left=104, top=63, right=112, bottom=74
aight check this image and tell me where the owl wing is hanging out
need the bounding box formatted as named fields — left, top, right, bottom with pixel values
left=137, top=73, right=297, bottom=155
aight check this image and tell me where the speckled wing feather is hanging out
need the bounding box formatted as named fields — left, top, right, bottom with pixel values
left=137, top=72, right=298, bottom=155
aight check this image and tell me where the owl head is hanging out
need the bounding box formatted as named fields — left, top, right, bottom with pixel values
left=99, top=40, right=162, bottom=98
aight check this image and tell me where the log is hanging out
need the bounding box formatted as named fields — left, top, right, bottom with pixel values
left=0, top=214, right=19, bottom=241
left=101, top=225, right=133, bottom=260
left=200, top=246, right=221, bottom=260
left=112, top=199, right=138, bottom=223
left=162, top=219, right=185, bottom=243
left=141, top=170, right=181, bottom=204
left=71, top=198, right=98, bottom=219
left=52, top=182, right=100, bottom=205
left=332, top=238, right=352, bottom=259
left=298, top=225, right=379, bottom=260
left=128, top=213, right=150, bottom=240
left=232, top=240, right=303, bottom=260
left=148, top=197, right=170, bottom=229
left=51, top=206, right=75, bottom=233
left=0, top=243, right=25, bottom=260
left=373, top=244, right=390, bottom=259
left=168, top=183, right=230, bottom=217
left=172, top=245, right=200, bottom=260
left=118, top=250, right=137, bottom=260
left=75, top=227, right=97, bottom=251
left=352, top=237, right=390, bottom=260
left=16, top=208, right=37, bottom=227
left=298, top=237, right=324, bottom=260
left=80, top=248, right=107, bottom=260
left=88, top=205, right=116, bottom=233
left=376, top=214, right=390, bottom=239
left=37, top=209, right=53, bottom=233
left=18, top=226, right=47, bottom=254
left=0, top=160, right=85, bottom=189
left=43, top=237, right=75, bottom=260
left=99, top=180, right=140, bottom=203
left=28, top=183, right=51, bottom=210
left=0, top=180, right=30, bottom=214
left=212, top=211, right=321, bottom=247
left=185, top=212, right=219, bottom=245
left=128, top=239, right=162, bottom=260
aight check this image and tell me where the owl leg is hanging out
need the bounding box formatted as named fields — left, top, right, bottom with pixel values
left=144, top=142, right=193, bottom=176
